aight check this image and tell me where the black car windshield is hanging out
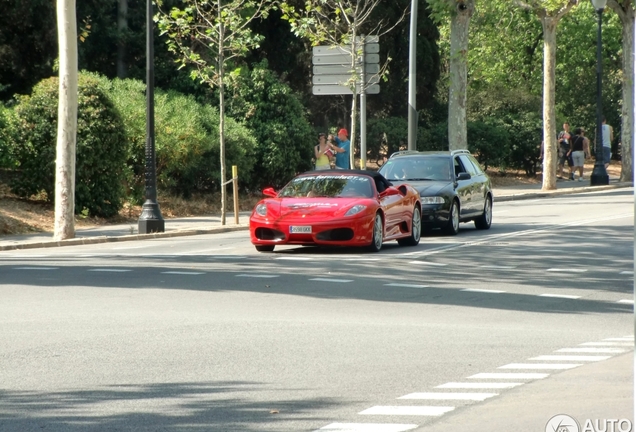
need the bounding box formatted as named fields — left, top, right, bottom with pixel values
left=278, top=175, right=374, bottom=198
left=380, top=157, right=451, bottom=181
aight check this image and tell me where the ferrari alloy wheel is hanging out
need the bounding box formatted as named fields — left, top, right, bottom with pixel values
left=255, top=245, right=275, bottom=252
left=368, top=213, right=384, bottom=252
left=443, top=200, right=460, bottom=236
left=474, top=196, right=492, bottom=230
left=398, top=206, right=421, bottom=246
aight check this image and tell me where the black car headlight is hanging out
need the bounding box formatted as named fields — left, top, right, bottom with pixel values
left=420, top=196, right=445, bottom=205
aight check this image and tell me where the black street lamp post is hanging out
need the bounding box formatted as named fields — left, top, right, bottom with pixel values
left=590, top=0, right=610, bottom=186
left=138, top=0, right=165, bottom=233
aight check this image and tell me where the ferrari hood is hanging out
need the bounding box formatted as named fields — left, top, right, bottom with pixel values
left=279, top=198, right=345, bottom=218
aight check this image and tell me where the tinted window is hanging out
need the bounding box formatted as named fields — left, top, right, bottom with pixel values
left=279, top=175, right=374, bottom=198
left=454, top=157, right=467, bottom=176
left=459, top=155, right=477, bottom=176
left=466, top=155, right=485, bottom=175
left=379, top=157, right=451, bottom=181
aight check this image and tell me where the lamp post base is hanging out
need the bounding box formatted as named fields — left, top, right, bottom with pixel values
left=590, top=164, right=610, bottom=186
left=138, top=200, right=165, bottom=234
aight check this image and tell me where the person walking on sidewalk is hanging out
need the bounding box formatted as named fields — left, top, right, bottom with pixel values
left=601, top=116, right=613, bottom=169
left=569, top=128, right=590, bottom=182
left=557, top=122, right=574, bottom=180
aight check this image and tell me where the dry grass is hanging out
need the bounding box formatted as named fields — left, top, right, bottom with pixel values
left=0, top=160, right=625, bottom=236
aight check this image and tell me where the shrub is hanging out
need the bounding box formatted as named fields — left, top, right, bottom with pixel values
left=103, top=77, right=257, bottom=198
left=225, top=61, right=314, bottom=189
left=8, top=73, right=127, bottom=217
left=0, top=104, right=16, bottom=169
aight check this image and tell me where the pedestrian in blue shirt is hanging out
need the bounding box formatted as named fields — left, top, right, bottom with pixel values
left=329, top=128, right=351, bottom=169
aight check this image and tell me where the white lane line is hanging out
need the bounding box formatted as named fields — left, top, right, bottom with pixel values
left=530, top=355, right=611, bottom=362
left=8, top=255, right=48, bottom=258
left=468, top=373, right=549, bottom=380
left=398, top=392, right=497, bottom=401
left=462, top=288, right=506, bottom=294
left=236, top=274, right=279, bottom=278
left=161, top=271, right=205, bottom=275
left=14, top=267, right=59, bottom=270
left=618, top=299, right=634, bottom=304
left=580, top=342, right=633, bottom=346
left=276, top=257, right=312, bottom=261
left=385, top=283, right=429, bottom=289
left=498, top=363, right=581, bottom=370
left=539, top=294, right=581, bottom=299
left=556, top=347, right=628, bottom=354
left=604, top=337, right=634, bottom=341
left=309, top=278, right=353, bottom=283
left=317, top=424, right=418, bottom=432
left=88, top=269, right=132, bottom=272
left=408, top=260, right=447, bottom=266
left=213, top=256, right=247, bottom=259
left=620, top=271, right=634, bottom=275
left=345, top=258, right=380, bottom=262
left=480, top=265, right=516, bottom=269
left=546, top=268, right=587, bottom=273
left=436, top=382, right=523, bottom=389
left=359, top=406, right=454, bottom=416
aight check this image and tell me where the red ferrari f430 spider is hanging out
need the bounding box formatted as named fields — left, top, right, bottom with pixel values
left=249, top=170, right=422, bottom=252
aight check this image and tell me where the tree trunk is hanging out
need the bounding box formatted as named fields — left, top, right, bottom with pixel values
left=54, top=0, right=77, bottom=241
left=218, top=3, right=226, bottom=225
left=448, top=0, right=474, bottom=151
left=608, top=1, right=634, bottom=183
left=117, top=0, right=128, bottom=78
left=541, top=16, right=557, bottom=191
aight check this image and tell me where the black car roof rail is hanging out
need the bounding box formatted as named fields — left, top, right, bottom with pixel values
left=388, top=149, right=472, bottom=159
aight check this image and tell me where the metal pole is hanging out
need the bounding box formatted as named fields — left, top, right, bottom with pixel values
left=360, top=39, right=367, bottom=170
left=138, top=0, right=165, bottom=233
left=407, top=0, right=418, bottom=151
left=232, top=165, right=239, bottom=225
left=590, top=6, right=609, bottom=186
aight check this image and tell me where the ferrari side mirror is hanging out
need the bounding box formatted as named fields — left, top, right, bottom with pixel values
left=262, top=187, right=277, bottom=198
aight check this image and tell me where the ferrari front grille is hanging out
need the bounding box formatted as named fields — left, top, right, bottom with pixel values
left=255, top=228, right=286, bottom=241
left=316, top=228, right=354, bottom=241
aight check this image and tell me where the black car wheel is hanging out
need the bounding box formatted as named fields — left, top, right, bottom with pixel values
left=398, top=206, right=421, bottom=246
left=442, top=200, right=460, bottom=236
left=255, top=245, right=275, bottom=252
left=368, top=213, right=384, bottom=252
left=474, top=196, right=492, bottom=230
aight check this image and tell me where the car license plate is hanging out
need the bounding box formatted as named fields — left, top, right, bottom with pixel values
left=289, top=226, right=312, bottom=234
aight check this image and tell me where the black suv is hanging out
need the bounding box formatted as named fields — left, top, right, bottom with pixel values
left=378, top=150, right=493, bottom=235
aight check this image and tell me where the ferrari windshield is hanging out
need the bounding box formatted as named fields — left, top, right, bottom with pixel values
left=380, top=156, right=451, bottom=181
left=278, top=175, right=374, bottom=198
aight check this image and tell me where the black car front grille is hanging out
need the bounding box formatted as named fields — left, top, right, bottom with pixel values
left=255, top=228, right=286, bottom=241
left=316, top=228, right=354, bottom=241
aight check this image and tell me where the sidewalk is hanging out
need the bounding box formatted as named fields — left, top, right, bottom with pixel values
left=0, top=178, right=631, bottom=251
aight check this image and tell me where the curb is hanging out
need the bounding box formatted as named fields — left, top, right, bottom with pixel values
left=0, top=224, right=250, bottom=252
left=494, top=182, right=632, bottom=202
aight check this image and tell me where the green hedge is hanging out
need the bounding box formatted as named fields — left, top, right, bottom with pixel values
left=8, top=73, right=127, bottom=217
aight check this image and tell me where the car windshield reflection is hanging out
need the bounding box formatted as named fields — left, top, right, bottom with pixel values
left=278, top=175, right=374, bottom=198
left=380, top=157, right=452, bottom=181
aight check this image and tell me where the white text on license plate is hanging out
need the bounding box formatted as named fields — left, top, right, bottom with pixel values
left=290, top=226, right=312, bottom=234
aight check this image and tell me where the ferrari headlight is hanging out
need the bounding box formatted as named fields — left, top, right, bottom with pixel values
left=255, top=203, right=268, bottom=216
left=345, top=204, right=367, bottom=216
left=420, top=196, right=445, bottom=205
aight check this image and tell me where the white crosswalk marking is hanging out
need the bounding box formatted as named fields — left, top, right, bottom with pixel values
left=530, top=355, right=611, bottom=362
left=580, top=342, right=633, bottom=346
left=436, top=382, right=523, bottom=389
left=408, top=260, right=447, bottom=266
left=539, top=294, right=581, bottom=299
left=384, top=283, right=429, bottom=289
left=235, top=274, right=279, bottom=278
left=88, top=269, right=132, bottom=272
left=556, top=347, right=628, bottom=353
left=469, top=372, right=549, bottom=379
left=498, top=363, right=581, bottom=370
left=161, top=271, right=205, bottom=275
left=546, top=268, right=587, bottom=272
left=359, top=406, right=454, bottom=416
left=317, top=424, right=418, bottom=432
left=309, top=278, right=353, bottom=283
left=14, top=267, right=58, bottom=270
left=398, top=392, right=497, bottom=401
left=462, top=288, right=506, bottom=293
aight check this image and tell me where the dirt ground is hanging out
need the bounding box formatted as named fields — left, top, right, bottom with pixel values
left=0, top=161, right=625, bottom=236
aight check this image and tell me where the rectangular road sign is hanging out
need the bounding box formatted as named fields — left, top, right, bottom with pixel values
left=364, top=53, right=380, bottom=64
left=312, top=54, right=359, bottom=65
left=313, top=64, right=380, bottom=75
left=312, top=84, right=380, bottom=95
left=311, top=75, right=379, bottom=86
left=365, top=43, right=380, bottom=54
left=312, top=46, right=352, bottom=56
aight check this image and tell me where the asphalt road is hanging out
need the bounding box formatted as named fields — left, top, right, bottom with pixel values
left=0, top=189, right=633, bottom=432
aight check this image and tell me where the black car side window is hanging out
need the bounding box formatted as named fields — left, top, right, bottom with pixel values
left=454, top=157, right=466, bottom=177
left=459, top=155, right=477, bottom=176
left=467, top=155, right=485, bottom=175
